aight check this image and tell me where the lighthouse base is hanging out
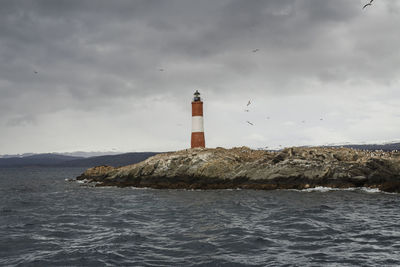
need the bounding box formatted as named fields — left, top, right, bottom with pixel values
left=191, top=132, right=205, bottom=148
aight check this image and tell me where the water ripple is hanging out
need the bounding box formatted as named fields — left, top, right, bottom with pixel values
left=0, top=167, right=400, bottom=266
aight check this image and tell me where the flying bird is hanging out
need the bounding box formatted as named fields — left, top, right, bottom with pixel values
left=244, top=109, right=250, bottom=112
left=158, top=68, right=164, bottom=71
left=246, top=121, right=254, bottom=126
left=34, top=71, right=38, bottom=74
left=246, top=100, right=251, bottom=106
left=363, top=3, right=371, bottom=9
left=363, top=0, right=374, bottom=9
left=266, top=116, right=270, bottom=120
left=252, top=49, right=259, bottom=53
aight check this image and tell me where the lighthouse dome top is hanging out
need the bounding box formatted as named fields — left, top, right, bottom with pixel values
left=193, top=90, right=201, bottom=102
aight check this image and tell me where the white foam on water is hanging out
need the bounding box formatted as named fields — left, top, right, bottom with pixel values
left=357, top=187, right=399, bottom=194
left=128, top=186, right=153, bottom=190
left=96, top=185, right=117, bottom=189
left=287, top=186, right=398, bottom=194
left=359, top=187, right=381, bottom=193
left=286, top=186, right=339, bottom=193
left=76, top=179, right=91, bottom=184
left=181, top=188, right=243, bottom=191
left=225, top=188, right=242, bottom=191
left=302, top=186, right=340, bottom=192
left=72, top=181, right=398, bottom=194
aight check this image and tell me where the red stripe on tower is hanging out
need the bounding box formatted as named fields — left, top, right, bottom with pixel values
left=191, top=90, right=205, bottom=148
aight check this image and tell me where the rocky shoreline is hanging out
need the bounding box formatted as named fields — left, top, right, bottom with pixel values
left=76, top=147, right=400, bottom=192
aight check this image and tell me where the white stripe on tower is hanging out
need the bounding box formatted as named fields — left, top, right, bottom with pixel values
left=192, top=116, right=204, bottom=132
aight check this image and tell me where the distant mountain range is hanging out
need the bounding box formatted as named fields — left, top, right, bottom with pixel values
left=0, top=152, right=159, bottom=168
left=339, top=143, right=400, bottom=151
left=0, top=151, right=122, bottom=158
left=281, top=142, right=400, bottom=152
left=1, top=142, right=400, bottom=168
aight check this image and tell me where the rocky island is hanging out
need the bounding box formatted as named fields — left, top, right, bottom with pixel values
left=76, top=147, right=400, bottom=192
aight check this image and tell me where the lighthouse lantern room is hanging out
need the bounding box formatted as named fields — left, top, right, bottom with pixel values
left=191, top=90, right=205, bottom=148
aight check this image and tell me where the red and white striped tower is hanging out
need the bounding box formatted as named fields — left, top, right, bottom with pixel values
left=191, top=90, right=205, bottom=148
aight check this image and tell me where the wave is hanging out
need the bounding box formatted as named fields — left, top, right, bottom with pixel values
left=70, top=179, right=396, bottom=194
left=289, top=186, right=395, bottom=194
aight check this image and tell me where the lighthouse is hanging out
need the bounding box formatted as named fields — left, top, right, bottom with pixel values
left=191, top=90, right=205, bottom=148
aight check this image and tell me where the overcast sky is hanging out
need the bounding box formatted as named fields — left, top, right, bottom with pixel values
left=1, top=0, right=400, bottom=154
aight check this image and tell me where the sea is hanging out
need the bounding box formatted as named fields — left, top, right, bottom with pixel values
left=1, top=167, right=400, bottom=266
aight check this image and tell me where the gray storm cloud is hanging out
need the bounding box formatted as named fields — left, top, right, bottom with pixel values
left=0, top=0, right=399, bottom=153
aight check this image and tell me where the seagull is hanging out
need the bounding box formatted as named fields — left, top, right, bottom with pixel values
left=320, top=118, right=323, bottom=121
left=301, top=120, right=306, bottom=123
left=252, top=49, right=259, bottom=53
left=363, top=0, right=374, bottom=9
left=363, top=3, right=371, bottom=9
left=246, top=121, right=254, bottom=126
left=244, top=109, right=250, bottom=112
left=158, top=68, right=164, bottom=71
left=247, top=100, right=251, bottom=106
left=266, top=116, right=270, bottom=120
left=34, top=71, right=38, bottom=74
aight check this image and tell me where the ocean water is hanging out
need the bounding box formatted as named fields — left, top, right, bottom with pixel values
left=1, top=167, right=400, bottom=266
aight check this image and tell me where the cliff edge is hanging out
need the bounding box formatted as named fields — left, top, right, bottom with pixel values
left=76, top=147, right=400, bottom=192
